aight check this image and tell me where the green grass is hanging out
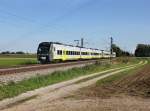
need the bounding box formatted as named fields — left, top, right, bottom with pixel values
left=0, top=58, right=140, bottom=101
left=0, top=54, right=36, bottom=58
left=0, top=54, right=37, bottom=68
left=0, top=58, right=37, bottom=68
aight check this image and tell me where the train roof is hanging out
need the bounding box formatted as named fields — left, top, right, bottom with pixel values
left=39, top=42, right=108, bottom=52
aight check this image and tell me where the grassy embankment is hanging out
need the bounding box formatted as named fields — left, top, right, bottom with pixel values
left=0, top=54, right=37, bottom=68
left=0, top=58, right=140, bottom=100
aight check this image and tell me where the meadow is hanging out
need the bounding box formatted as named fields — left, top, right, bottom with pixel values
left=0, top=54, right=37, bottom=68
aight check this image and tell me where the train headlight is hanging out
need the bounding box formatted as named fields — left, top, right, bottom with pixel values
left=41, top=57, right=46, bottom=60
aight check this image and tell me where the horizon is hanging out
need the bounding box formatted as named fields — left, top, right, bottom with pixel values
left=0, top=0, right=150, bottom=53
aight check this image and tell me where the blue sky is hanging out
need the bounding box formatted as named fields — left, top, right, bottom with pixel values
left=0, top=0, right=150, bottom=53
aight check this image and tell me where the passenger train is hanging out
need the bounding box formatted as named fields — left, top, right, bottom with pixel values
left=37, top=42, right=116, bottom=63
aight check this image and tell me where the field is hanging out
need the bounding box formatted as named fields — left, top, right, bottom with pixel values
left=0, top=54, right=37, bottom=68
left=56, top=59, right=150, bottom=111
left=0, top=58, right=149, bottom=111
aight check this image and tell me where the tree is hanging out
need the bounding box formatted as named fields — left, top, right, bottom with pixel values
left=135, top=44, right=150, bottom=57
left=1, top=51, right=10, bottom=54
left=0, top=51, right=25, bottom=54
left=112, top=44, right=131, bottom=57
left=16, top=51, right=25, bottom=54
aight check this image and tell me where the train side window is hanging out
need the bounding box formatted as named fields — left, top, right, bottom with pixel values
left=57, top=50, right=62, bottom=55
left=70, top=51, right=72, bottom=55
left=57, top=50, right=59, bottom=55
left=69, top=51, right=71, bottom=55
left=63, top=51, right=66, bottom=55
left=66, top=51, right=69, bottom=55
left=60, top=50, right=62, bottom=55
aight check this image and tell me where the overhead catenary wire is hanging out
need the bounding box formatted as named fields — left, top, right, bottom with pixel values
left=0, top=0, right=99, bottom=51
left=0, top=8, right=41, bottom=25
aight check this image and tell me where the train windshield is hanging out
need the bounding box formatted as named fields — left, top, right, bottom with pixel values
left=37, top=42, right=51, bottom=54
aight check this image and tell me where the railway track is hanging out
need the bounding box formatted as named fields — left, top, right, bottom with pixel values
left=0, top=60, right=108, bottom=75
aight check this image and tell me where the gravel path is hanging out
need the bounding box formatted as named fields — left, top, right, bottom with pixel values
left=0, top=60, right=146, bottom=111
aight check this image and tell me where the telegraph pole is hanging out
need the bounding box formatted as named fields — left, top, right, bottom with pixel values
left=110, top=37, right=113, bottom=55
left=101, top=50, right=104, bottom=58
left=74, top=38, right=84, bottom=47
left=81, top=38, right=84, bottom=48
left=110, top=37, right=113, bottom=63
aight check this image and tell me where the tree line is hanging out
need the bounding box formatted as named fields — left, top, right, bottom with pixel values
left=0, top=51, right=25, bottom=54
left=135, top=44, right=150, bottom=57
left=1, top=44, right=149, bottom=57
left=112, top=44, right=132, bottom=57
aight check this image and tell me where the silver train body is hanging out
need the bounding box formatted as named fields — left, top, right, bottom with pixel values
left=37, top=42, right=116, bottom=63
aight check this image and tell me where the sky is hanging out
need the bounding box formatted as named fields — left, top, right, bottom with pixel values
left=0, top=0, right=150, bottom=53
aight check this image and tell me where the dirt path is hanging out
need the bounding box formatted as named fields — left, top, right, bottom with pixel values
left=40, top=96, right=150, bottom=111
left=0, top=61, right=147, bottom=111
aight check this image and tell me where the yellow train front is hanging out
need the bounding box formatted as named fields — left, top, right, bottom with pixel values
left=37, top=42, right=116, bottom=63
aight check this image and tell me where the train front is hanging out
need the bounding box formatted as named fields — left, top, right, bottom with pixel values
left=37, top=42, right=51, bottom=63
